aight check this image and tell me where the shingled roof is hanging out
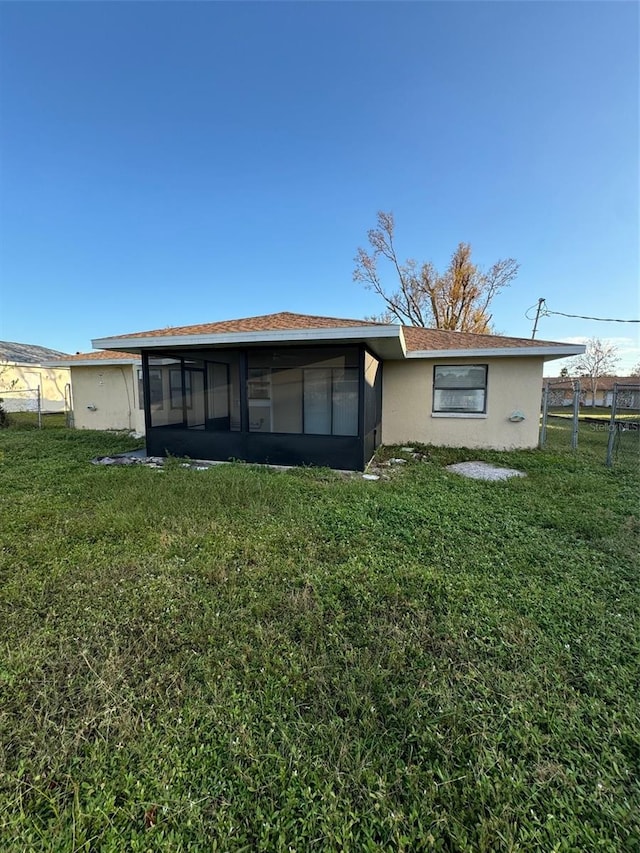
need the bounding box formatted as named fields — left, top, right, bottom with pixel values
left=96, top=311, right=569, bottom=353
left=64, top=350, right=139, bottom=362
left=401, top=325, right=562, bottom=352
left=545, top=376, right=639, bottom=392
left=103, top=312, right=385, bottom=341
left=0, top=340, right=70, bottom=364
left=44, top=350, right=140, bottom=366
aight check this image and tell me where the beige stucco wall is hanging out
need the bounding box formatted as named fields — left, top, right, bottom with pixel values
left=70, top=365, right=145, bottom=433
left=0, top=363, right=70, bottom=412
left=382, top=356, right=543, bottom=450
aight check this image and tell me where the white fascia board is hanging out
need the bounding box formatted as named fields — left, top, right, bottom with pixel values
left=405, top=345, right=585, bottom=360
left=92, top=325, right=404, bottom=352
left=43, top=358, right=139, bottom=367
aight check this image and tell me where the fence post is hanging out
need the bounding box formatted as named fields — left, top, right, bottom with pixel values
left=64, top=382, right=74, bottom=428
left=539, top=382, right=549, bottom=448
left=606, top=383, right=618, bottom=468
left=571, top=380, right=580, bottom=450
left=37, top=386, right=42, bottom=429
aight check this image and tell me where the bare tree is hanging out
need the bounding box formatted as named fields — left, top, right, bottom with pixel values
left=353, top=211, right=519, bottom=332
left=570, top=338, right=620, bottom=407
left=629, top=361, right=640, bottom=378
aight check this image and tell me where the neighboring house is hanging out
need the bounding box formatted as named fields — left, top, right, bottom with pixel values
left=66, top=311, right=583, bottom=470
left=44, top=350, right=145, bottom=434
left=542, top=377, right=582, bottom=407
left=0, top=340, right=71, bottom=413
left=604, top=380, right=640, bottom=409
left=545, top=377, right=640, bottom=408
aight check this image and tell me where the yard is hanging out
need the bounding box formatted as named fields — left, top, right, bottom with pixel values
left=0, top=422, right=638, bottom=851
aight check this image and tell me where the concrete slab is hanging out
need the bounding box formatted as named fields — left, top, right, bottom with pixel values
left=90, top=451, right=358, bottom=474
left=446, top=461, right=525, bottom=481
left=119, top=448, right=148, bottom=458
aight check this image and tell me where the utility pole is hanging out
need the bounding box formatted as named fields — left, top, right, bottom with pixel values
left=531, top=298, right=546, bottom=339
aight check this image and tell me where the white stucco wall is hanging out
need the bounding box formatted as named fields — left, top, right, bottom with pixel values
left=70, top=365, right=145, bottom=433
left=382, top=356, right=543, bottom=450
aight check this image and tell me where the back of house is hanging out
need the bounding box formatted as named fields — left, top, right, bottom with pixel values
left=49, top=312, right=584, bottom=469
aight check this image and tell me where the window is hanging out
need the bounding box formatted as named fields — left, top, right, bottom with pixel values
left=248, top=368, right=272, bottom=432
left=303, top=368, right=332, bottom=434
left=247, top=368, right=271, bottom=400
left=207, top=359, right=241, bottom=431
left=433, top=365, right=487, bottom=414
left=169, top=369, right=182, bottom=409
left=169, top=368, right=192, bottom=409
left=138, top=368, right=164, bottom=409
left=247, top=349, right=360, bottom=436
left=331, top=367, right=358, bottom=436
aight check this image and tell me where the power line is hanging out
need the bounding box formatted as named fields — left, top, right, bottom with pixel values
left=543, top=307, right=640, bottom=323
left=526, top=299, right=640, bottom=337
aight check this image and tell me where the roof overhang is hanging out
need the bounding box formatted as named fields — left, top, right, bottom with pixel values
left=92, top=325, right=408, bottom=360
left=43, top=358, right=139, bottom=367
left=405, top=344, right=585, bottom=361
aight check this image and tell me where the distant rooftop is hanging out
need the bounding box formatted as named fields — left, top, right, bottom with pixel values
left=546, top=375, right=640, bottom=391
left=0, top=340, right=70, bottom=364
left=49, top=350, right=140, bottom=365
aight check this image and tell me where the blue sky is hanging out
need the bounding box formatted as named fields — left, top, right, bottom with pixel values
left=1, top=1, right=638, bottom=372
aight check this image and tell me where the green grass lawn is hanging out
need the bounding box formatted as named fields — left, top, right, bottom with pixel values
left=0, top=424, right=638, bottom=851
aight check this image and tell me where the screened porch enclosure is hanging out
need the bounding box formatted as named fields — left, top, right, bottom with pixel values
left=142, top=345, right=382, bottom=470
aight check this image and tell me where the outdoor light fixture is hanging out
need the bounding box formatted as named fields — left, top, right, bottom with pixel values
left=508, top=410, right=525, bottom=422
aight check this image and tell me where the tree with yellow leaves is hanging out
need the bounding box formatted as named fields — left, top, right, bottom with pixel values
left=354, top=211, right=519, bottom=333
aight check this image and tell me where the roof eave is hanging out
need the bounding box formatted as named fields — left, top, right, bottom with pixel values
left=43, top=358, right=139, bottom=367
left=405, top=345, right=585, bottom=360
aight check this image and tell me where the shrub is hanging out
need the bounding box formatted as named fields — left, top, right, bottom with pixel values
left=0, top=398, right=10, bottom=428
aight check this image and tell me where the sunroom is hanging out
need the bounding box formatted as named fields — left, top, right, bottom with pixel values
left=137, top=343, right=382, bottom=470
left=91, top=314, right=407, bottom=470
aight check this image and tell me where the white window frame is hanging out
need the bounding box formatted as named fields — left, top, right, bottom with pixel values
left=432, top=364, right=488, bottom=417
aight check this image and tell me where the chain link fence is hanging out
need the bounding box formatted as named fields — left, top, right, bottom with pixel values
left=0, top=387, right=43, bottom=428
left=540, top=378, right=581, bottom=450
left=606, top=382, right=640, bottom=468
left=0, top=385, right=73, bottom=429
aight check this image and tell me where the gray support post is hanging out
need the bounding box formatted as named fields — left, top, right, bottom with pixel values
left=571, top=380, right=580, bottom=450
left=540, top=382, right=549, bottom=448
left=64, top=382, right=74, bottom=427
left=606, top=384, right=618, bottom=467
left=37, top=386, right=42, bottom=429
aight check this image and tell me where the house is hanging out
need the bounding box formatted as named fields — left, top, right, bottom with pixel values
left=545, top=376, right=640, bottom=409
left=0, top=341, right=71, bottom=413
left=542, top=377, right=581, bottom=407
left=58, top=311, right=582, bottom=470
left=604, top=380, right=640, bottom=409
left=44, top=350, right=145, bottom=433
